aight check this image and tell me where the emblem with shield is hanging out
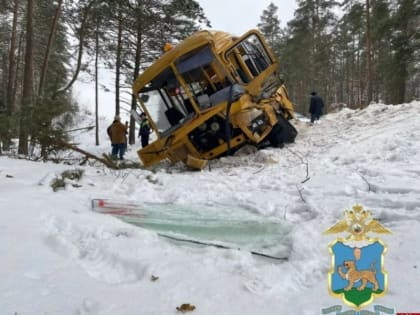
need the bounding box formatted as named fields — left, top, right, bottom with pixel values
left=324, top=205, right=392, bottom=310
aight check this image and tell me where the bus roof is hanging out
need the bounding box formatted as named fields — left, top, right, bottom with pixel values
left=132, top=30, right=236, bottom=95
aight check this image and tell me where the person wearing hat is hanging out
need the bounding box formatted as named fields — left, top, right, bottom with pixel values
left=108, top=115, right=128, bottom=160
left=309, top=91, right=325, bottom=124
left=138, top=112, right=151, bottom=148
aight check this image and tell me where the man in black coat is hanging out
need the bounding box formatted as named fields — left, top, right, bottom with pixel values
left=309, top=91, right=325, bottom=124
left=138, top=113, right=151, bottom=148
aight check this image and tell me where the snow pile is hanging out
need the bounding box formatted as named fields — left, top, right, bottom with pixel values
left=0, top=101, right=419, bottom=314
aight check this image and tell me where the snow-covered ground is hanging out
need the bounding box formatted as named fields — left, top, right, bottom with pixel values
left=1, top=102, right=419, bottom=314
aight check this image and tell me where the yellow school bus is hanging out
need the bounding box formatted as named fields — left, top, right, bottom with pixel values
left=132, top=29, right=297, bottom=169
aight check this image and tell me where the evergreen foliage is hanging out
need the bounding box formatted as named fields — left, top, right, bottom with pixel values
left=257, top=2, right=282, bottom=56
left=257, top=0, right=419, bottom=113
left=0, top=0, right=209, bottom=156
left=0, top=0, right=76, bottom=156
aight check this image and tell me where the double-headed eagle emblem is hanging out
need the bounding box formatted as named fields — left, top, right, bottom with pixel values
left=324, top=204, right=391, bottom=240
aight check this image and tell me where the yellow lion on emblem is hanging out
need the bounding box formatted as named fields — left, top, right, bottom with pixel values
left=338, top=260, right=379, bottom=291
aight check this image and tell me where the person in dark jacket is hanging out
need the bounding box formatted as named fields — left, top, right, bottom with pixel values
left=108, top=115, right=128, bottom=160
left=138, top=113, right=151, bottom=148
left=309, top=91, right=325, bottom=124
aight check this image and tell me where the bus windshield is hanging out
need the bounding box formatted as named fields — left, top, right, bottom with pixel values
left=225, top=34, right=273, bottom=84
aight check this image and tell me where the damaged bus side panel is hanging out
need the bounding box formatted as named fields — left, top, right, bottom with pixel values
left=132, top=29, right=297, bottom=169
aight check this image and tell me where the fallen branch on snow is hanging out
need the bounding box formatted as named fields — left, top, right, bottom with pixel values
left=296, top=184, right=306, bottom=203
left=53, top=138, right=119, bottom=170
left=357, top=172, right=372, bottom=192
left=286, top=147, right=310, bottom=183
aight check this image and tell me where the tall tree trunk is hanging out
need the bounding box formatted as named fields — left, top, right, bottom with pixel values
left=18, top=0, right=35, bottom=155
left=366, top=0, right=373, bottom=105
left=1, top=55, right=6, bottom=107
left=357, top=33, right=362, bottom=106
left=53, top=0, right=95, bottom=98
left=395, top=63, right=408, bottom=103
left=1, top=51, right=8, bottom=114
left=95, top=28, right=99, bottom=146
left=311, top=0, right=320, bottom=90
left=38, top=0, right=63, bottom=96
left=7, top=0, right=19, bottom=114
left=1, top=54, right=9, bottom=152
left=115, top=11, right=123, bottom=116
left=15, top=32, right=24, bottom=106
left=129, top=28, right=142, bottom=145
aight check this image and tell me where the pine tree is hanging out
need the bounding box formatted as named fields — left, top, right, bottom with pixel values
left=6, top=0, right=20, bottom=114
left=337, top=1, right=366, bottom=107
left=389, top=0, right=420, bottom=103
left=280, top=0, right=338, bottom=112
left=18, top=0, right=35, bottom=155
left=78, top=1, right=112, bottom=146
left=366, top=0, right=373, bottom=104
left=38, top=0, right=64, bottom=96
left=370, top=0, right=393, bottom=103
left=54, top=0, right=97, bottom=97
left=0, top=5, right=8, bottom=113
left=0, top=0, right=77, bottom=156
left=257, top=2, right=282, bottom=56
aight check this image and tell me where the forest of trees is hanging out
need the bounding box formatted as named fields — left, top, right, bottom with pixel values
left=0, top=0, right=418, bottom=157
left=0, top=0, right=209, bottom=155
left=258, top=0, right=420, bottom=114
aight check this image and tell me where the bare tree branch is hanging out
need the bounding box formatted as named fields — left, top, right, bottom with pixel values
left=296, top=184, right=306, bottom=203
left=357, top=172, right=372, bottom=192
left=54, top=138, right=119, bottom=170
left=286, top=147, right=310, bottom=183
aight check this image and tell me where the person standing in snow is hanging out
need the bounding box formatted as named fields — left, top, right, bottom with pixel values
left=309, top=91, right=324, bottom=124
left=108, top=115, right=128, bottom=160
left=138, top=112, right=151, bottom=148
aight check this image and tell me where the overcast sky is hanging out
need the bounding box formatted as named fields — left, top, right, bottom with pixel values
left=197, top=0, right=298, bottom=35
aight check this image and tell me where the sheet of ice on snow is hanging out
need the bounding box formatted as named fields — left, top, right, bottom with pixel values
left=92, top=199, right=292, bottom=258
